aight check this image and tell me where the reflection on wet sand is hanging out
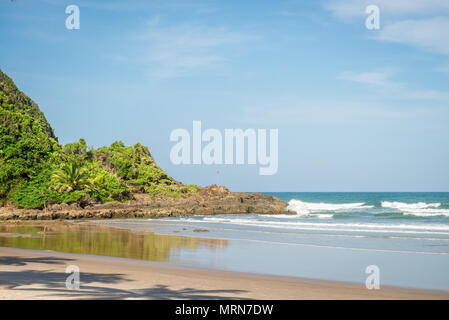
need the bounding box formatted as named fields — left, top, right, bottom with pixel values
left=0, top=223, right=228, bottom=262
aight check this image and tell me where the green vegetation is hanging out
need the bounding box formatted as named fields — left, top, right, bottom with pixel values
left=50, top=161, right=89, bottom=193
left=0, top=69, right=59, bottom=201
left=0, top=68, right=200, bottom=209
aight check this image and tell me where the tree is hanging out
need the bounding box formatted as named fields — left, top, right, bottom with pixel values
left=50, top=161, right=89, bottom=192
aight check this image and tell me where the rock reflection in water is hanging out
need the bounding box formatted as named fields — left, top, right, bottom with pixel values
left=0, top=223, right=228, bottom=262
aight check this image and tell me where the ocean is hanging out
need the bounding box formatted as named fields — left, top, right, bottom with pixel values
left=83, top=192, right=449, bottom=291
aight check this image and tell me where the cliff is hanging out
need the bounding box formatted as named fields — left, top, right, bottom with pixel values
left=0, top=68, right=289, bottom=219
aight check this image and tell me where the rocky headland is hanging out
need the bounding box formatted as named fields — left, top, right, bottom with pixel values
left=0, top=68, right=289, bottom=221
left=0, top=185, right=290, bottom=221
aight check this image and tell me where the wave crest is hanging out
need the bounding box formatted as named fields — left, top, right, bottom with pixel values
left=381, top=201, right=449, bottom=217
left=287, top=199, right=374, bottom=216
left=381, top=201, right=441, bottom=209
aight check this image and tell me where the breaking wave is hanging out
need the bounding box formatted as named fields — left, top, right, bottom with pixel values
left=381, top=201, right=441, bottom=209
left=381, top=201, right=449, bottom=217
left=189, top=217, right=449, bottom=235
left=286, top=199, right=374, bottom=217
left=284, top=200, right=449, bottom=218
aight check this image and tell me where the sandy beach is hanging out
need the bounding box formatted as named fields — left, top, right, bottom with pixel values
left=1, top=247, right=448, bottom=300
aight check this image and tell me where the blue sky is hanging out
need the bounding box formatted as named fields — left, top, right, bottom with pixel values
left=1, top=0, right=449, bottom=192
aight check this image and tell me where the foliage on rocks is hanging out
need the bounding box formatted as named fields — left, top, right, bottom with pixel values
left=0, top=68, right=200, bottom=209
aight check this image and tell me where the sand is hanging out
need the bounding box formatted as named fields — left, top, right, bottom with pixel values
left=1, top=247, right=448, bottom=300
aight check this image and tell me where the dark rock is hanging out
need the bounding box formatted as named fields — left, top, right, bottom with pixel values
left=0, top=185, right=293, bottom=221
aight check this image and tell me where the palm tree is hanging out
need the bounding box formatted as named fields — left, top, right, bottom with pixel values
left=50, top=161, right=89, bottom=192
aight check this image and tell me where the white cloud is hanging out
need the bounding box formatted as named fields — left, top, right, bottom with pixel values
left=241, top=101, right=438, bottom=126
left=375, top=17, right=449, bottom=55
left=60, top=0, right=218, bottom=14
left=408, top=90, right=449, bottom=102
left=138, top=23, right=251, bottom=78
left=337, top=70, right=400, bottom=87
left=435, top=64, right=449, bottom=73
left=325, top=0, right=449, bottom=20
left=338, top=69, right=449, bottom=103
left=326, top=1, right=449, bottom=56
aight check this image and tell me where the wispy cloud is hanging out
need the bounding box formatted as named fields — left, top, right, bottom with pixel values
left=57, top=0, right=219, bottom=14
left=407, top=90, right=449, bottom=102
left=325, top=0, right=449, bottom=20
left=375, top=17, right=449, bottom=55
left=325, top=0, right=449, bottom=56
left=435, top=64, right=449, bottom=74
left=337, top=70, right=401, bottom=87
left=338, top=69, right=449, bottom=103
left=137, top=21, right=253, bottom=78
left=42, top=0, right=149, bottom=12
left=241, top=101, right=439, bottom=126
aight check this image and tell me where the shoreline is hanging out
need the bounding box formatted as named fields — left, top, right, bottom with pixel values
left=1, top=246, right=449, bottom=300
left=2, top=219, right=449, bottom=295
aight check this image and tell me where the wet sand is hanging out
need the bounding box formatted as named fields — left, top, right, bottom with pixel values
left=1, top=247, right=448, bottom=300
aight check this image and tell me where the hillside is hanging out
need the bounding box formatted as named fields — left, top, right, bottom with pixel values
left=0, top=68, right=199, bottom=209
left=0, top=69, right=59, bottom=201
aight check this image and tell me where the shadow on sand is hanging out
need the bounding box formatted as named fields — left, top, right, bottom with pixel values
left=0, top=255, right=250, bottom=299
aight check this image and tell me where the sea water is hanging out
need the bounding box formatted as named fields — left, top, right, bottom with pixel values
left=87, top=192, right=449, bottom=291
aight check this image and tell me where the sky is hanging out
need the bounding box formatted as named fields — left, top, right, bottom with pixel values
left=1, top=0, right=449, bottom=192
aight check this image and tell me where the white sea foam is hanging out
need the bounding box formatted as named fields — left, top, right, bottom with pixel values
left=381, top=201, right=441, bottom=209
left=381, top=201, right=449, bottom=217
left=196, top=217, right=449, bottom=234
left=286, top=199, right=374, bottom=216
left=402, top=208, right=449, bottom=217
